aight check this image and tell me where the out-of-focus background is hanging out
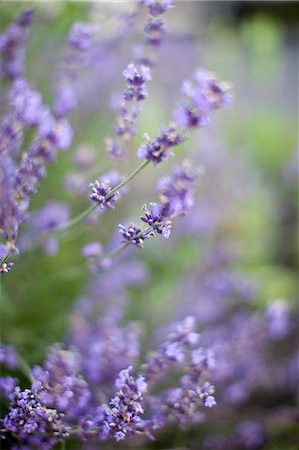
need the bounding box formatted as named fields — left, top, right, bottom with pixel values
left=0, top=1, right=298, bottom=449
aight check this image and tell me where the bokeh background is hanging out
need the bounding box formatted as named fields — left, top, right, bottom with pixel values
left=0, top=1, right=298, bottom=449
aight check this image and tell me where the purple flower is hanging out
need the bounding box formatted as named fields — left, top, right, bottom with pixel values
left=123, top=63, right=151, bottom=101
left=38, top=108, right=73, bottom=150
left=137, top=127, right=185, bottom=165
left=0, top=343, right=18, bottom=369
left=69, top=22, right=99, bottom=51
left=89, top=181, right=118, bottom=209
left=140, top=203, right=171, bottom=238
left=144, top=0, right=174, bottom=17
left=265, top=299, right=292, bottom=340
left=157, top=161, right=199, bottom=217
left=143, top=316, right=200, bottom=378
left=0, top=9, right=34, bottom=80
left=0, top=376, right=17, bottom=398
left=0, top=116, right=23, bottom=158
left=119, top=224, right=147, bottom=248
left=19, top=201, right=70, bottom=255
left=9, top=78, right=43, bottom=127
left=144, top=19, right=166, bottom=48
left=2, top=386, right=70, bottom=447
left=32, top=347, right=91, bottom=422
left=174, top=69, right=232, bottom=129
left=101, top=366, right=147, bottom=441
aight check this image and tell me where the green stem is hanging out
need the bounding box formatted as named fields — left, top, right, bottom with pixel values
left=52, top=160, right=150, bottom=238
left=106, top=242, right=129, bottom=258
left=105, top=159, right=150, bottom=200
left=54, top=204, right=97, bottom=237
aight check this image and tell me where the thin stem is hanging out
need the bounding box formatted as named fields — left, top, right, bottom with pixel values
left=105, top=159, right=150, bottom=200
left=54, top=204, right=97, bottom=237
left=51, top=160, right=150, bottom=238
left=106, top=242, right=129, bottom=258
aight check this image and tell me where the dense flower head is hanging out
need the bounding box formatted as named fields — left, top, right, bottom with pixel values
left=0, top=9, right=34, bottom=79
left=137, top=126, right=185, bottom=165
left=119, top=223, right=147, bottom=248
left=123, top=63, right=151, bottom=101
left=69, top=22, right=99, bottom=51
left=113, top=103, right=138, bottom=139
left=144, top=19, right=166, bottom=48
left=143, top=316, right=200, bottom=377
left=157, top=160, right=199, bottom=217
left=143, top=0, right=174, bottom=17
left=101, top=366, right=147, bottom=441
left=174, top=69, right=232, bottom=129
left=38, top=108, right=73, bottom=150
left=0, top=343, right=18, bottom=369
left=69, top=309, right=142, bottom=385
left=32, top=347, right=91, bottom=422
left=2, top=386, right=69, bottom=448
left=265, top=299, right=292, bottom=340
left=140, top=203, right=172, bottom=238
left=0, top=376, right=17, bottom=398
left=9, top=78, right=43, bottom=127
left=0, top=117, right=23, bottom=158
left=89, top=181, right=118, bottom=209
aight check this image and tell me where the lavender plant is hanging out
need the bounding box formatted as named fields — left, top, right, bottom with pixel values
left=0, top=3, right=232, bottom=449
left=1, top=2, right=296, bottom=450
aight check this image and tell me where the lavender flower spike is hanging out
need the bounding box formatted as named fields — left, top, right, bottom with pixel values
left=123, top=63, right=151, bottom=101
left=69, top=22, right=99, bottom=51
left=0, top=9, right=35, bottom=80
left=102, top=366, right=147, bottom=441
left=144, top=0, right=174, bottom=17
left=119, top=224, right=148, bottom=248
left=140, top=203, right=172, bottom=238
left=89, top=181, right=119, bottom=209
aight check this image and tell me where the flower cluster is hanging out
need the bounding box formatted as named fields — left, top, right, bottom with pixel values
left=118, top=161, right=199, bottom=249
left=89, top=171, right=125, bottom=210
left=137, top=126, right=186, bottom=165
left=54, top=21, right=99, bottom=118
left=0, top=9, right=34, bottom=79
left=174, top=70, right=232, bottom=128
left=106, top=0, right=172, bottom=160
left=101, top=366, right=147, bottom=441
left=0, top=76, right=73, bottom=257
left=1, top=386, right=70, bottom=449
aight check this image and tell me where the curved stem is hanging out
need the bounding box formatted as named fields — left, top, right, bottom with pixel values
left=105, top=159, right=150, bottom=200
left=52, top=160, right=150, bottom=238
left=55, top=204, right=97, bottom=237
